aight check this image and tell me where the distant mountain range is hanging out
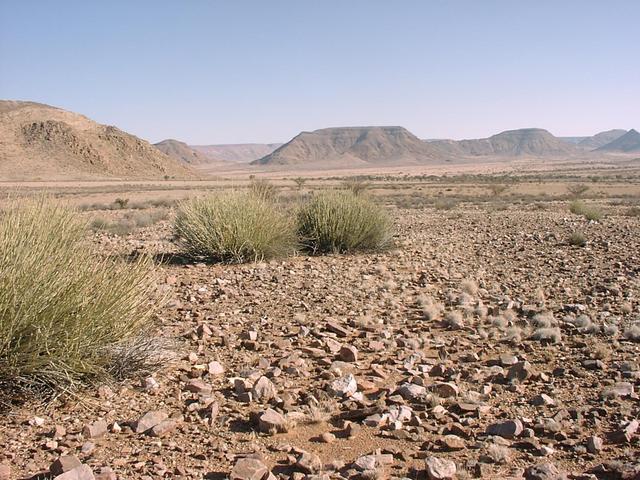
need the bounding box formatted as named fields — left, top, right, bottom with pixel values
left=2, top=99, right=637, bottom=179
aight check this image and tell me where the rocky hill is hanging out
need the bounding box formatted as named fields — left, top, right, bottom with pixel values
left=577, top=129, right=627, bottom=150
left=153, top=139, right=211, bottom=164
left=0, top=100, right=195, bottom=180
left=253, top=126, right=442, bottom=166
left=432, top=128, right=578, bottom=157
left=191, top=143, right=282, bottom=163
left=597, top=129, right=640, bottom=152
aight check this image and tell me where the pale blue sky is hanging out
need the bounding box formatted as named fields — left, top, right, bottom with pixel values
left=1, top=1, right=638, bottom=144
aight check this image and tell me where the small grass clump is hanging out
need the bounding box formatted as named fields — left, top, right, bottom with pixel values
left=174, top=191, right=297, bottom=263
left=0, top=199, right=159, bottom=396
left=569, top=200, right=603, bottom=221
left=568, top=231, right=587, bottom=247
left=297, top=190, right=392, bottom=254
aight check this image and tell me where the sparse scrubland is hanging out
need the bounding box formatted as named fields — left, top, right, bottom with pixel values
left=1, top=176, right=639, bottom=479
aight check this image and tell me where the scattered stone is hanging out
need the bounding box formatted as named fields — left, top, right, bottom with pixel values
left=524, top=462, right=562, bottom=480
left=150, top=417, right=181, bottom=437
left=252, top=376, right=277, bottom=402
left=295, top=451, right=322, bottom=474
left=208, top=360, right=225, bottom=376
left=320, top=432, right=336, bottom=443
left=338, top=344, right=358, bottom=362
left=432, top=382, right=459, bottom=398
left=397, top=382, right=426, bottom=400
left=608, top=419, right=638, bottom=444
left=230, top=457, right=269, bottom=480
left=508, top=361, right=534, bottom=382
left=425, top=456, right=456, bottom=480
left=586, top=435, right=603, bottom=454
left=329, top=374, right=357, bottom=397
left=326, top=320, right=350, bottom=337
left=258, top=408, right=287, bottom=433
left=441, top=434, right=465, bottom=451
left=486, top=419, right=523, bottom=438
left=82, top=419, right=107, bottom=439
left=531, top=394, right=555, bottom=406
left=0, top=464, right=8, bottom=480
left=51, top=456, right=83, bottom=475
left=134, top=410, right=168, bottom=434
left=185, top=378, right=212, bottom=394
left=54, top=465, right=95, bottom=480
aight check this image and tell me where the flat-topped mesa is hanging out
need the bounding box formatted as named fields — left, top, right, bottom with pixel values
left=253, top=126, right=443, bottom=166
left=0, top=100, right=195, bottom=180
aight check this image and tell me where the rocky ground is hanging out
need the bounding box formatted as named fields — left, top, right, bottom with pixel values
left=1, top=200, right=639, bottom=480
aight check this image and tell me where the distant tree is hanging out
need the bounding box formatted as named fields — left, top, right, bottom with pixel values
left=293, top=177, right=307, bottom=190
left=568, top=184, right=590, bottom=197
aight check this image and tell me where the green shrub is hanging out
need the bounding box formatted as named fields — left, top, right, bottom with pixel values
left=569, top=200, right=602, bottom=221
left=174, top=191, right=297, bottom=262
left=0, top=199, right=159, bottom=395
left=297, top=190, right=392, bottom=254
left=568, top=231, right=587, bottom=247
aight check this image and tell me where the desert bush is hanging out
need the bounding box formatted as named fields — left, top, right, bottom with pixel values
left=569, top=200, right=602, bottom=221
left=567, top=184, right=590, bottom=197
left=113, top=197, right=129, bottom=209
left=174, top=192, right=297, bottom=263
left=297, top=190, right=392, bottom=254
left=342, top=178, right=370, bottom=195
left=568, top=231, right=587, bottom=247
left=248, top=179, right=277, bottom=201
left=0, top=199, right=159, bottom=394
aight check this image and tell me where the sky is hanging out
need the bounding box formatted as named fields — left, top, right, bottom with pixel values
left=0, top=1, right=638, bottom=144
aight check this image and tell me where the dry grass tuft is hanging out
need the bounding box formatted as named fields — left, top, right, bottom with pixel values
left=297, top=190, right=392, bottom=254
left=174, top=191, right=297, bottom=263
left=0, top=199, right=160, bottom=395
left=531, top=327, right=562, bottom=344
left=569, top=200, right=603, bottom=221
left=624, top=323, right=640, bottom=342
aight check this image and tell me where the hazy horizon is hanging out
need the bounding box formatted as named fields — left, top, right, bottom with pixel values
left=1, top=0, right=638, bottom=144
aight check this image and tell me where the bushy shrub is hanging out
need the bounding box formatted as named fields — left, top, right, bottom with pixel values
left=568, top=231, right=587, bottom=247
left=297, top=190, right=392, bottom=254
left=569, top=200, right=602, bottom=221
left=0, top=199, right=159, bottom=394
left=174, top=191, right=297, bottom=262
